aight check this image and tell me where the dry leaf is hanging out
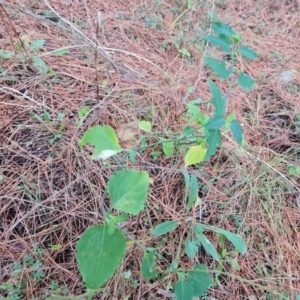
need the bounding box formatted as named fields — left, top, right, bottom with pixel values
left=278, top=69, right=299, bottom=84
left=117, top=121, right=139, bottom=142
left=119, top=140, right=140, bottom=149
left=157, top=289, right=175, bottom=297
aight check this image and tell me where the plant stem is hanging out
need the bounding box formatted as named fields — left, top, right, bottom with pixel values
left=133, top=135, right=203, bottom=152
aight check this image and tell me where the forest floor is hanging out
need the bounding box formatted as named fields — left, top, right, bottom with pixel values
left=1, top=0, right=300, bottom=299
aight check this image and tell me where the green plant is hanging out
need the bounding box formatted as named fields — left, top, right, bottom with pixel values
left=32, top=110, right=65, bottom=144
left=0, top=37, right=68, bottom=74
left=48, top=282, right=69, bottom=297
left=288, top=164, right=300, bottom=176
left=45, top=21, right=257, bottom=300
left=0, top=246, right=45, bottom=300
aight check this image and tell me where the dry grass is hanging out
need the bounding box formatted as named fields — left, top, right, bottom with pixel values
left=0, top=0, right=300, bottom=299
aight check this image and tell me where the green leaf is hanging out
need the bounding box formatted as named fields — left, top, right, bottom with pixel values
left=230, top=120, right=243, bottom=145
left=108, top=169, right=149, bottom=215
left=184, top=145, right=206, bottom=166
left=57, top=112, right=65, bottom=121
left=193, top=224, right=205, bottom=234
left=79, top=125, right=123, bottom=160
left=0, top=50, right=15, bottom=59
left=187, top=0, right=193, bottom=9
left=187, top=103, right=210, bottom=124
left=184, top=236, right=199, bottom=258
left=78, top=107, right=89, bottom=120
left=43, top=111, right=51, bottom=122
left=205, top=116, right=225, bottom=130
left=238, top=46, right=257, bottom=60
left=212, top=22, right=236, bottom=37
left=175, top=278, right=194, bottom=300
left=188, top=174, right=198, bottom=210
left=187, top=103, right=200, bottom=117
left=182, top=168, right=190, bottom=189
left=204, top=129, right=222, bottom=160
left=141, top=252, right=158, bottom=280
left=175, top=264, right=211, bottom=300
left=226, top=112, right=236, bottom=122
left=231, top=33, right=242, bottom=43
left=110, top=214, right=128, bottom=224
left=128, top=149, right=136, bottom=163
left=209, top=80, right=225, bottom=116
left=203, top=35, right=231, bottom=52
left=196, top=233, right=220, bottom=259
left=160, top=138, right=174, bottom=158
left=48, top=133, right=62, bottom=144
left=181, top=167, right=190, bottom=204
left=32, top=57, right=48, bottom=74
left=178, top=48, right=191, bottom=57
left=238, top=72, right=255, bottom=91
left=186, top=264, right=211, bottom=296
left=227, top=257, right=241, bottom=271
left=31, top=39, right=45, bottom=51
left=51, top=49, right=69, bottom=56
left=181, top=126, right=195, bottom=137
left=76, top=225, right=126, bottom=290
left=150, top=221, right=178, bottom=236
left=105, top=217, right=116, bottom=235
left=288, top=166, right=296, bottom=175
left=199, top=114, right=210, bottom=125
left=138, top=121, right=152, bottom=132
left=190, top=98, right=201, bottom=104
left=205, top=57, right=232, bottom=80
left=215, top=228, right=247, bottom=255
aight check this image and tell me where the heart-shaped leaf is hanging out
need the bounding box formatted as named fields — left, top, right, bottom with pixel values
left=238, top=72, right=255, bottom=91
left=108, top=169, right=150, bottom=215
left=79, top=125, right=123, bottom=160
left=184, top=145, right=206, bottom=166
left=186, top=264, right=211, bottom=296
left=141, top=252, right=158, bottom=280
left=76, top=225, right=126, bottom=290
left=160, top=138, right=174, bottom=158
left=184, top=236, right=199, bottom=258
left=175, top=278, right=194, bottom=300
left=138, top=121, right=152, bottom=132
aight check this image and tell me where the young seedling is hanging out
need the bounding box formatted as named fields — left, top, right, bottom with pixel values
left=55, top=21, right=256, bottom=300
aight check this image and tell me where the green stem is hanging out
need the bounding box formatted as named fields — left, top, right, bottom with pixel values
left=132, top=134, right=203, bottom=152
